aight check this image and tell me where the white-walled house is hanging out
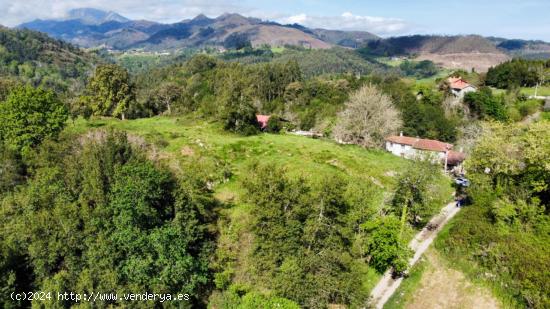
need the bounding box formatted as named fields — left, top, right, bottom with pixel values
left=385, top=133, right=465, bottom=170
left=448, top=77, right=477, bottom=98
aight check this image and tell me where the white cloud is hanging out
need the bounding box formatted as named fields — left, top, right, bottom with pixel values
left=278, top=12, right=409, bottom=36
left=284, top=13, right=307, bottom=25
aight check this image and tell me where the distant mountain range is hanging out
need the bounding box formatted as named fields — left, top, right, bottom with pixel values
left=16, top=8, right=550, bottom=71
left=18, top=8, right=378, bottom=51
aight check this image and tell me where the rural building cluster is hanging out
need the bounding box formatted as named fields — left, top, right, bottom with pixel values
left=385, top=133, right=465, bottom=172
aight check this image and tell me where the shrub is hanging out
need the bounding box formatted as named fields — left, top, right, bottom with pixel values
left=464, top=87, right=508, bottom=121
left=265, top=115, right=284, bottom=133
left=362, top=216, right=412, bottom=274
left=518, top=99, right=542, bottom=117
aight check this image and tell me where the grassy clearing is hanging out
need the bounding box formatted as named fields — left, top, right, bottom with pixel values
left=67, top=115, right=452, bottom=296
left=385, top=247, right=501, bottom=309
left=68, top=116, right=411, bottom=190
left=270, top=46, right=286, bottom=54
left=376, top=57, right=406, bottom=67
left=412, top=69, right=453, bottom=88
left=490, top=87, right=507, bottom=96
left=520, top=86, right=550, bottom=97
left=67, top=115, right=452, bottom=218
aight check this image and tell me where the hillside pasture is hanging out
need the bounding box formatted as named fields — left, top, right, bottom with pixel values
left=520, top=86, right=550, bottom=97
left=67, top=116, right=453, bottom=303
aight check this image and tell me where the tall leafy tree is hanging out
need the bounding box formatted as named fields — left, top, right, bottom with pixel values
left=392, top=161, right=440, bottom=228
left=242, top=164, right=370, bottom=308
left=486, top=59, right=547, bottom=89
left=362, top=216, right=411, bottom=274
left=81, top=64, right=135, bottom=119
left=0, top=85, right=67, bottom=154
left=217, top=68, right=259, bottom=135
left=400, top=92, right=459, bottom=143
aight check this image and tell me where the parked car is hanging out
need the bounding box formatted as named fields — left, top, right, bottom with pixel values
left=454, top=177, right=470, bottom=187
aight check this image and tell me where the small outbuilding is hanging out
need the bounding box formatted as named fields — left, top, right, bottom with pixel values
left=256, top=115, right=271, bottom=130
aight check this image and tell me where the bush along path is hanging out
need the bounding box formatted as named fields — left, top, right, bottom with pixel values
left=369, top=201, right=461, bottom=308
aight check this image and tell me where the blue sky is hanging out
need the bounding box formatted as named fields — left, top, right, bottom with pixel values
left=2, top=0, right=549, bottom=40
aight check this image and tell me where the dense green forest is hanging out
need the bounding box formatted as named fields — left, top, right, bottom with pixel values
left=437, top=122, right=550, bottom=308
left=0, top=27, right=98, bottom=93
left=486, top=58, right=550, bottom=89
left=1, top=26, right=549, bottom=308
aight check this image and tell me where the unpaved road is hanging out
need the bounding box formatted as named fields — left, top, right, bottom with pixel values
left=404, top=250, right=500, bottom=309
left=369, top=202, right=461, bottom=309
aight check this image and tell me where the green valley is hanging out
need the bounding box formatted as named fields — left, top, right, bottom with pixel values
left=1, top=7, right=550, bottom=309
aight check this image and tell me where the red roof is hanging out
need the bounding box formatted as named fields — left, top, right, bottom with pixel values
left=256, top=115, right=271, bottom=129
left=448, top=77, right=473, bottom=90
left=413, top=139, right=453, bottom=152
left=386, top=135, right=453, bottom=152
left=386, top=135, right=420, bottom=146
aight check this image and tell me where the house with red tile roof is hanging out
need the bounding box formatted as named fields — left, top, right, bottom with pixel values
left=448, top=77, right=477, bottom=98
left=385, top=132, right=465, bottom=170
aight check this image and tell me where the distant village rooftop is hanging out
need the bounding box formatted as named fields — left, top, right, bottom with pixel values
left=447, top=77, right=477, bottom=98
left=448, top=77, right=472, bottom=90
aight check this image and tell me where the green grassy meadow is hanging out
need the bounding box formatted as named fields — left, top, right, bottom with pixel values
left=67, top=115, right=453, bottom=219
left=270, top=46, right=286, bottom=54
left=68, top=116, right=412, bottom=189
left=67, top=116, right=453, bottom=294
left=412, top=69, right=453, bottom=87
left=434, top=208, right=526, bottom=308
left=490, top=87, right=550, bottom=97
left=375, top=57, right=406, bottom=67
left=520, top=86, right=550, bottom=97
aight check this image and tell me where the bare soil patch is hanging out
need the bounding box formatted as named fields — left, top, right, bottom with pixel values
left=404, top=250, right=500, bottom=309
left=417, top=52, right=510, bottom=72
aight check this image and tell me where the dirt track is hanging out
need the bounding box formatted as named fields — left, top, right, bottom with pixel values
left=404, top=250, right=499, bottom=309
left=369, top=202, right=461, bottom=308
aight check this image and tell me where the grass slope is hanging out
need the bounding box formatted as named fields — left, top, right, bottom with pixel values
left=68, top=116, right=410, bottom=188
left=434, top=204, right=549, bottom=308
left=67, top=116, right=453, bottom=299
left=384, top=248, right=500, bottom=309
left=520, top=86, right=550, bottom=97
